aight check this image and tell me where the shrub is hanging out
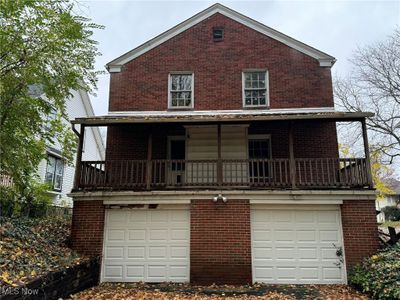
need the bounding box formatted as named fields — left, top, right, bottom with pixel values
left=382, top=206, right=400, bottom=221
left=349, top=244, right=400, bottom=299
left=0, top=179, right=52, bottom=218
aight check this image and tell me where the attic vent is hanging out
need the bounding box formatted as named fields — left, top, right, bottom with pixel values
left=212, top=28, right=224, bottom=41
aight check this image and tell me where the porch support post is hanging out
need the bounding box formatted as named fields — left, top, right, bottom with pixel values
left=288, top=121, right=296, bottom=188
left=361, top=118, right=373, bottom=187
left=146, top=130, right=153, bottom=190
left=217, top=123, right=222, bottom=186
left=73, top=124, right=85, bottom=190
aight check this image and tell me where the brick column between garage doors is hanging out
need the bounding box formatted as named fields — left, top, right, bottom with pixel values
left=71, top=200, right=105, bottom=257
left=341, top=199, right=379, bottom=269
left=190, top=199, right=252, bottom=284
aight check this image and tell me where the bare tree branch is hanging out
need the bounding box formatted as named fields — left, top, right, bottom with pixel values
left=334, top=28, right=400, bottom=165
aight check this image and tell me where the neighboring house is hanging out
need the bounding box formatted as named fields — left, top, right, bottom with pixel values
left=376, top=178, right=400, bottom=223
left=69, top=4, right=378, bottom=285
left=37, top=90, right=105, bottom=206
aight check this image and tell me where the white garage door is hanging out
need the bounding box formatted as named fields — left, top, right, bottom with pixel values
left=102, top=208, right=190, bottom=282
left=251, top=205, right=346, bottom=284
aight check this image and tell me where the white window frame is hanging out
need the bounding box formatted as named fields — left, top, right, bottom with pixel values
left=45, top=154, right=64, bottom=192
left=168, top=72, right=194, bottom=109
left=242, top=70, right=269, bottom=108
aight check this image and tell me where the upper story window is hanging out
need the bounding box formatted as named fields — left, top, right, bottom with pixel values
left=169, top=73, right=194, bottom=109
left=242, top=70, right=269, bottom=107
left=45, top=155, right=64, bottom=191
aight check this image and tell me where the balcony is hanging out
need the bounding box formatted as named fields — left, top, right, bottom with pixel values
left=74, top=157, right=372, bottom=191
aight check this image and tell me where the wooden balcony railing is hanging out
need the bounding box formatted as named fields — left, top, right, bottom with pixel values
left=75, top=158, right=372, bottom=191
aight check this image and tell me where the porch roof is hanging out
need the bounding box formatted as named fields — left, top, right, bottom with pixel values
left=71, top=109, right=373, bottom=126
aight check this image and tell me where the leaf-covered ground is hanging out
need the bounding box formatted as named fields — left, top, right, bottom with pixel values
left=71, top=282, right=370, bottom=300
left=0, top=216, right=87, bottom=287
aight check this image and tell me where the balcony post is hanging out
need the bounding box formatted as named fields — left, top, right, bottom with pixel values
left=146, top=131, right=153, bottom=189
left=361, top=118, right=373, bottom=187
left=73, top=124, right=85, bottom=189
left=289, top=122, right=296, bottom=188
left=217, top=123, right=222, bottom=186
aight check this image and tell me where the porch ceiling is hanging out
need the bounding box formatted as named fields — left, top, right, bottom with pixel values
left=71, top=110, right=374, bottom=126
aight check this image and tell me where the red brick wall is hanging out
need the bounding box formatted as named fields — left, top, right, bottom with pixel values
left=341, top=200, right=379, bottom=268
left=190, top=199, right=252, bottom=284
left=71, top=200, right=105, bottom=257
left=109, top=13, right=333, bottom=112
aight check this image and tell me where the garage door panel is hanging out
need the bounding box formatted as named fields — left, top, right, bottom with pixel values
left=108, top=210, right=128, bottom=224
left=251, top=207, right=345, bottom=284
left=275, top=247, right=297, bottom=259
left=276, top=267, right=297, bottom=280
left=126, top=265, right=145, bottom=279
left=107, top=229, right=125, bottom=241
left=171, top=246, right=189, bottom=259
left=322, top=267, right=342, bottom=280
left=169, top=265, right=189, bottom=278
left=319, top=230, right=340, bottom=242
left=298, top=247, right=318, bottom=260
left=102, top=209, right=190, bottom=282
left=272, top=211, right=293, bottom=222
left=252, top=229, right=273, bottom=241
left=274, top=230, right=296, bottom=241
left=104, top=265, right=123, bottom=278
left=294, top=211, right=316, bottom=223
left=297, top=230, right=317, bottom=242
left=127, top=246, right=145, bottom=259
left=128, top=229, right=146, bottom=241
left=105, top=246, right=124, bottom=259
left=129, top=211, right=147, bottom=222
left=150, top=210, right=169, bottom=222
left=148, top=246, right=167, bottom=259
left=171, top=229, right=189, bottom=241
left=299, top=267, right=319, bottom=280
left=317, top=211, right=339, bottom=223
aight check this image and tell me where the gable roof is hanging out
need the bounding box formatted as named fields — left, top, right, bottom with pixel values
left=106, top=3, right=336, bottom=72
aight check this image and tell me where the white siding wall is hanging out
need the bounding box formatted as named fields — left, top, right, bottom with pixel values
left=38, top=90, right=104, bottom=206
left=185, top=125, right=248, bottom=184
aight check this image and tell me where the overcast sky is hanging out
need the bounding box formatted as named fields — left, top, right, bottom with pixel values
left=79, top=0, right=399, bottom=115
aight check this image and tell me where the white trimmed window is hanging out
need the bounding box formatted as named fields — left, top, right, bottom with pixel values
left=169, top=73, right=194, bottom=109
left=45, top=155, right=64, bottom=191
left=242, top=70, right=269, bottom=107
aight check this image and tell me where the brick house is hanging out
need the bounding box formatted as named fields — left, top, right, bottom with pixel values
left=70, top=4, right=378, bottom=285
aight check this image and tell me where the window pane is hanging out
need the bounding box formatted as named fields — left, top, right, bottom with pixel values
left=45, top=157, right=55, bottom=184
left=55, top=159, right=64, bottom=175
left=54, top=175, right=62, bottom=190
left=171, top=74, right=192, bottom=91
left=243, top=71, right=267, bottom=106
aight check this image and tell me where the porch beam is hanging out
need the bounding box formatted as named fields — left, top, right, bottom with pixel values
left=288, top=122, right=296, bottom=188
left=146, top=131, right=153, bottom=189
left=217, top=123, right=222, bottom=186
left=361, top=118, right=373, bottom=187
left=73, top=124, right=85, bottom=189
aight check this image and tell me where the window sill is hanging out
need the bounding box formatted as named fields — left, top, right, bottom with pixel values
left=47, top=190, right=62, bottom=195
left=167, top=108, right=194, bottom=111
left=243, top=105, right=270, bottom=109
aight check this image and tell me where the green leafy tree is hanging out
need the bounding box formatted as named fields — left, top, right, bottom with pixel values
left=0, top=0, right=103, bottom=202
